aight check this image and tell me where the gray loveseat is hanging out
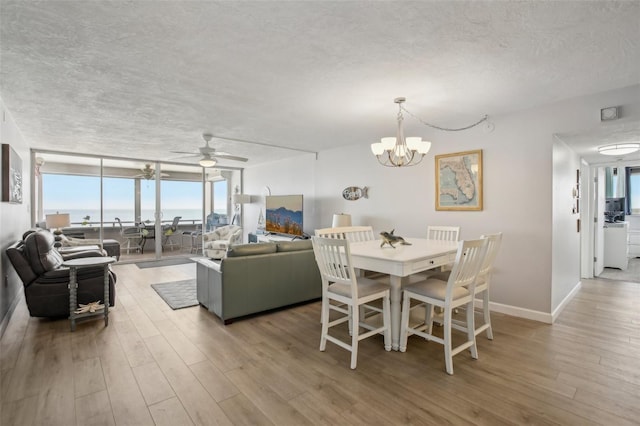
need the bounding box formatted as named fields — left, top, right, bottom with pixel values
left=196, top=240, right=321, bottom=324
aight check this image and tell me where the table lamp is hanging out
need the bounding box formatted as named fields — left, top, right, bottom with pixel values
left=332, top=213, right=352, bottom=228
left=46, top=213, right=71, bottom=247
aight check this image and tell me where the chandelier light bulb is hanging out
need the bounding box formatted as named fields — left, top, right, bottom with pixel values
left=381, top=137, right=396, bottom=150
left=370, top=142, right=384, bottom=155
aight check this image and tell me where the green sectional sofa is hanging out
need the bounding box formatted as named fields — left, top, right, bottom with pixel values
left=196, top=240, right=322, bottom=324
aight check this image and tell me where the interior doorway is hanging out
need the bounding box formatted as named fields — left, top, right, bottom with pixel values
left=591, top=164, right=640, bottom=283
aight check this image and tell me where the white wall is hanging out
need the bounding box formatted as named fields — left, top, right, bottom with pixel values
left=242, top=85, right=640, bottom=322
left=311, top=108, right=554, bottom=317
left=0, top=97, right=32, bottom=335
left=552, top=138, right=582, bottom=312
left=243, top=154, right=317, bottom=240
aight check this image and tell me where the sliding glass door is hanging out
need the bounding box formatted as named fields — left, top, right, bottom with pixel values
left=32, top=151, right=240, bottom=263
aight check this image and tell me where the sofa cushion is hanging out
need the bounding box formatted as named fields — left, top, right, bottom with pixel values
left=203, top=225, right=242, bottom=242
left=6, top=241, right=38, bottom=286
left=24, top=230, right=64, bottom=275
left=226, top=243, right=277, bottom=257
left=276, top=240, right=312, bottom=252
left=22, top=229, right=38, bottom=241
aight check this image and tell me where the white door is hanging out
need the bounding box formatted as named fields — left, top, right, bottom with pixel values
left=594, top=167, right=605, bottom=276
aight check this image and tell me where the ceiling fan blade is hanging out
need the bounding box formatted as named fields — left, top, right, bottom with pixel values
left=170, top=153, right=201, bottom=160
left=170, top=150, right=200, bottom=155
left=211, top=154, right=249, bottom=162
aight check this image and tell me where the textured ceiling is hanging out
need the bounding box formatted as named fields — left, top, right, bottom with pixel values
left=1, top=1, right=639, bottom=167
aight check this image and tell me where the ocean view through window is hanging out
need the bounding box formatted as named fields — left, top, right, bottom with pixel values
left=35, top=153, right=237, bottom=243
left=42, top=174, right=225, bottom=225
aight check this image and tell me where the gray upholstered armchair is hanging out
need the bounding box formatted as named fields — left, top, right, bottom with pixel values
left=6, top=229, right=117, bottom=318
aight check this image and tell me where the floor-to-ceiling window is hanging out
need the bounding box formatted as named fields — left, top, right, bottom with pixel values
left=42, top=174, right=101, bottom=227
left=33, top=151, right=240, bottom=262
left=626, top=166, right=640, bottom=214
left=210, top=179, right=229, bottom=229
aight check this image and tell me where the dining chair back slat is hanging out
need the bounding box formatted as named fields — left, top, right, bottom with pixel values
left=478, top=232, right=503, bottom=279
left=474, top=232, right=503, bottom=339
left=447, top=239, right=487, bottom=294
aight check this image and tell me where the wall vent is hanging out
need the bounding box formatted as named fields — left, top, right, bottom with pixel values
left=600, top=106, right=619, bottom=121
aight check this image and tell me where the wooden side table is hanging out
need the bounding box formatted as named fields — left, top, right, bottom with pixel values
left=63, top=257, right=116, bottom=332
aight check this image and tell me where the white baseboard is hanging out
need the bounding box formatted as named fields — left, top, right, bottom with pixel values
left=551, top=280, right=582, bottom=323
left=479, top=300, right=553, bottom=324
left=473, top=280, right=582, bottom=325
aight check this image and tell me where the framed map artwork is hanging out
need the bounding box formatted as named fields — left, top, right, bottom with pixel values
left=435, top=149, right=482, bottom=211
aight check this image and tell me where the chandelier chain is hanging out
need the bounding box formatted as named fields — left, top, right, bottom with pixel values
left=400, top=105, right=489, bottom=132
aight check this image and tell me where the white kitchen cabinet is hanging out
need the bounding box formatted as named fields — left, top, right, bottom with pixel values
left=603, top=222, right=629, bottom=270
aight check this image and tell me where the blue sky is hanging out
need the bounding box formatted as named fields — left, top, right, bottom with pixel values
left=43, top=174, right=227, bottom=211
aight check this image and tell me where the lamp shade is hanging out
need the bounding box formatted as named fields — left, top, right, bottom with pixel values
left=233, top=194, right=252, bottom=204
left=332, top=213, right=352, bottom=228
left=46, top=213, right=71, bottom=229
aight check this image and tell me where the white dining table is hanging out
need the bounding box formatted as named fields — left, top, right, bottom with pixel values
left=349, top=238, right=459, bottom=350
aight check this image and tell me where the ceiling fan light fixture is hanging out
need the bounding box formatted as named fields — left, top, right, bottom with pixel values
left=199, top=155, right=217, bottom=167
left=597, top=143, right=640, bottom=156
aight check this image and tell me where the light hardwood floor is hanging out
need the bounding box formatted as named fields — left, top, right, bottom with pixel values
left=1, top=263, right=640, bottom=425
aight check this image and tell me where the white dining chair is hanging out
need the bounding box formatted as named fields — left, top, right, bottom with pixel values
left=315, top=225, right=375, bottom=242
left=311, top=236, right=391, bottom=369
left=426, top=226, right=460, bottom=274
left=317, top=225, right=379, bottom=276
left=427, top=232, right=503, bottom=340
left=427, top=225, right=460, bottom=242
left=399, top=238, right=488, bottom=375
left=315, top=226, right=379, bottom=326
left=471, top=232, right=502, bottom=340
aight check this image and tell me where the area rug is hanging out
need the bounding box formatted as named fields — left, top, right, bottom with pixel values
left=136, top=257, right=195, bottom=269
left=151, top=279, right=198, bottom=310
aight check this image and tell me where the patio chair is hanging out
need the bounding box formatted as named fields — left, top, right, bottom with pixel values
left=115, top=217, right=142, bottom=254
left=162, top=216, right=182, bottom=250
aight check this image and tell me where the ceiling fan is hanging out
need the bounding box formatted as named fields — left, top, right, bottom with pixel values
left=133, top=164, right=169, bottom=180
left=171, top=133, right=249, bottom=167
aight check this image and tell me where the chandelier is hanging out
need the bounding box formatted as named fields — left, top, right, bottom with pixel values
left=371, top=98, right=430, bottom=167
left=371, top=97, right=490, bottom=167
